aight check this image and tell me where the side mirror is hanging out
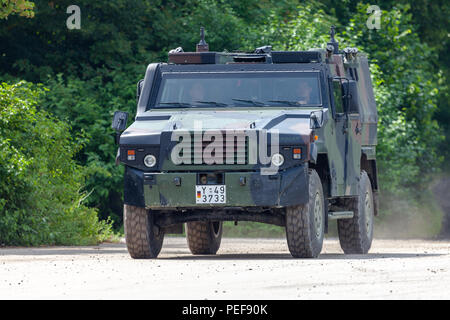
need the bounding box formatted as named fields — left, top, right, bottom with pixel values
left=310, top=110, right=324, bottom=129
left=112, top=111, right=129, bottom=132
left=136, top=79, right=144, bottom=104
left=342, top=80, right=359, bottom=114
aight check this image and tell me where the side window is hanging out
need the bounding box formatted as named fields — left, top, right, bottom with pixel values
left=332, top=80, right=344, bottom=114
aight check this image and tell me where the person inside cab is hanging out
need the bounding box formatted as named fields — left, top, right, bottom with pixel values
left=188, top=82, right=206, bottom=103
left=296, top=80, right=313, bottom=105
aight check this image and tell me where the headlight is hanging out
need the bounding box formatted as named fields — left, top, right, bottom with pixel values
left=271, top=153, right=284, bottom=167
left=143, top=154, right=157, bottom=168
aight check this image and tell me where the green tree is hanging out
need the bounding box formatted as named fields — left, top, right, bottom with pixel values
left=0, top=81, right=113, bottom=245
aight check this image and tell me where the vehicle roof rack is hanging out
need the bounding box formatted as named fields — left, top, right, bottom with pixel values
left=232, top=54, right=267, bottom=63
left=168, top=52, right=217, bottom=64
left=167, top=27, right=327, bottom=65
left=271, top=51, right=323, bottom=63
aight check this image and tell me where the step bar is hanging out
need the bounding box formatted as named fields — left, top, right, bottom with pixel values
left=328, top=211, right=354, bottom=220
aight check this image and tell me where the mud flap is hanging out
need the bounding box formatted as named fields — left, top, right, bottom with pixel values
left=124, top=166, right=146, bottom=207
left=278, top=165, right=309, bottom=206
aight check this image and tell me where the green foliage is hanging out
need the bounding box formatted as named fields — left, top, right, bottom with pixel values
left=0, top=81, right=114, bottom=245
left=241, top=3, right=336, bottom=51
left=0, top=0, right=34, bottom=19
left=40, top=66, right=146, bottom=225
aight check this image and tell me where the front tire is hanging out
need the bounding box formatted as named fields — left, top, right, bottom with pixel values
left=285, top=169, right=325, bottom=258
left=124, top=204, right=164, bottom=259
left=337, top=171, right=374, bottom=254
left=186, top=221, right=223, bottom=255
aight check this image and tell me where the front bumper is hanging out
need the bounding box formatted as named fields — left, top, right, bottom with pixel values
left=124, top=165, right=309, bottom=209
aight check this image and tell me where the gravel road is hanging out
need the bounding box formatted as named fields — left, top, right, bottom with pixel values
left=1, top=237, right=449, bottom=299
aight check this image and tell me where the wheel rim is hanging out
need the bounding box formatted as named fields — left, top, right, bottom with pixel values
left=364, top=190, right=373, bottom=237
left=313, top=191, right=323, bottom=238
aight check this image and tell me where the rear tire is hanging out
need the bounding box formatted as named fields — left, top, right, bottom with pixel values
left=124, top=204, right=164, bottom=259
left=186, top=221, right=223, bottom=255
left=285, top=169, right=325, bottom=258
left=337, top=171, right=374, bottom=254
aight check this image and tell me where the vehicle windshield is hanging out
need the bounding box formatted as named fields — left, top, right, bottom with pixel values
left=154, top=72, right=322, bottom=108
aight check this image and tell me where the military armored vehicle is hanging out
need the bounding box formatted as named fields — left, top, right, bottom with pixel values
left=112, top=27, right=378, bottom=259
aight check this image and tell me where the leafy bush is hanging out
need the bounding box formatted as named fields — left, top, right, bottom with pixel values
left=40, top=68, right=142, bottom=226
left=0, top=81, right=114, bottom=245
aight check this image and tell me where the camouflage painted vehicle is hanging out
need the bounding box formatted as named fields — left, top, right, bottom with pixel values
left=112, top=27, right=379, bottom=259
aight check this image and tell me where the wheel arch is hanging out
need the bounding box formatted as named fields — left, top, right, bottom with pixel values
left=309, top=154, right=331, bottom=199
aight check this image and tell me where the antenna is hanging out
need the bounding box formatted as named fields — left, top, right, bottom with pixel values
left=327, top=25, right=339, bottom=54
left=196, top=27, right=209, bottom=52
left=330, top=26, right=336, bottom=42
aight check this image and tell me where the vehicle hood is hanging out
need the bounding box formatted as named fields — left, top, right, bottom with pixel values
left=120, top=108, right=319, bottom=145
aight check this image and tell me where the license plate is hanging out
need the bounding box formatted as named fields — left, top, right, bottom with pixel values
left=195, top=185, right=226, bottom=204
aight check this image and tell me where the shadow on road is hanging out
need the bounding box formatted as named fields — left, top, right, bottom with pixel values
left=159, top=252, right=442, bottom=261
left=0, top=241, right=444, bottom=260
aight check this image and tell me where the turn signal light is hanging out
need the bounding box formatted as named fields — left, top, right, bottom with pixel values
left=293, top=148, right=302, bottom=160
left=127, top=149, right=136, bottom=161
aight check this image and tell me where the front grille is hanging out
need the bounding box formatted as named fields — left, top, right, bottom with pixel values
left=179, top=131, right=248, bottom=165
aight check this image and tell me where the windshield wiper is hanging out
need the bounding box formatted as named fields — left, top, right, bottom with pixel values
left=195, top=101, right=229, bottom=107
left=231, top=98, right=266, bottom=106
left=268, top=100, right=321, bottom=107
left=267, top=100, right=300, bottom=106
left=157, top=102, right=192, bottom=107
